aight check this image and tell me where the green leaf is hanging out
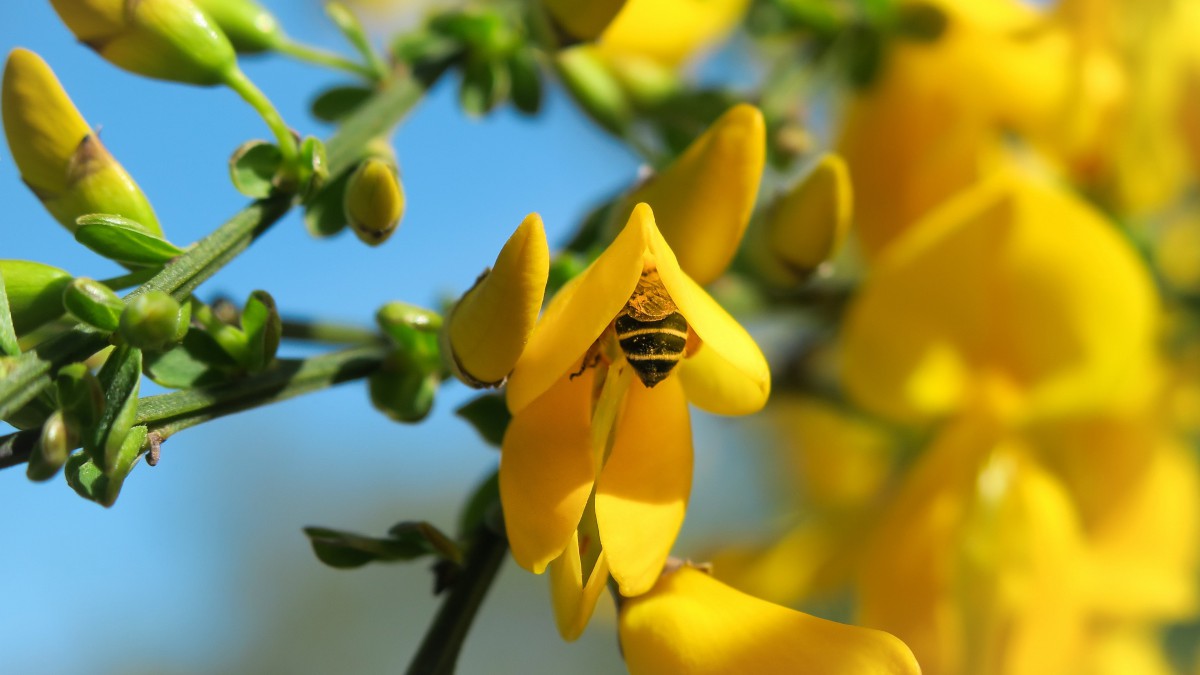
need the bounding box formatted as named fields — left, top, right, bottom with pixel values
left=85, top=346, right=142, bottom=473
left=66, top=425, right=146, bottom=507
left=455, top=393, right=510, bottom=447
left=303, top=521, right=461, bottom=570
left=144, top=329, right=239, bottom=388
left=74, top=217, right=184, bottom=267
left=311, top=85, right=374, bottom=123
left=302, top=169, right=352, bottom=238
left=459, top=58, right=510, bottom=117
left=457, top=470, right=500, bottom=539
left=240, top=290, right=281, bottom=371
left=61, top=278, right=124, bottom=333
left=0, top=268, right=20, bottom=357
left=507, top=48, right=542, bottom=115
left=228, top=140, right=284, bottom=198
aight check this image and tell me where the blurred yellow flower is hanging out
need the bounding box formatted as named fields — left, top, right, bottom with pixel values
left=597, top=0, right=749, bottom=69
left=500, top=203, right=769, bottom=636
left=619, top=564, right=921, bottom=675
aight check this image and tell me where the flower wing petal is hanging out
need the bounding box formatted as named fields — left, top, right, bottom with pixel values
left=549, top=531, right=612, bottom=642
left=500, top=369, right=597, bottom=574
left=596, top=374, right=692, bottom=596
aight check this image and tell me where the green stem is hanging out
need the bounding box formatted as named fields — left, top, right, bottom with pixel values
left=225, top=68, right=301, bottom=174
left=0, top=344, right=388, bottom=469
left=405, top=524, right=508, bottom=675
left=0, top=72, right=427, bottom=431
left=277, top=40, right=379, bottom=80
left=281, top=319, right=383, bottom=345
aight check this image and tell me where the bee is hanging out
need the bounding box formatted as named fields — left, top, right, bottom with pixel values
left=614, top=269, right=690, bottom=388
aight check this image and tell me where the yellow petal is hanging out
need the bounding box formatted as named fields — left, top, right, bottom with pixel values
left=643, top=205, right=770, bottom=414
left=596, top=375, right=692, bottom=597
left=47, top=0, right=124, bottom=43
left=841, top=169, right=1157, bottom=425
left=2, top=48, right=92, bottom=197
left=548, top=531, right=612, bottom=641
left=620, top=566, right=921, bottom=675
left=506, top=208, right=647, bottom=414
left=760, top=152, right=852, bottom=283
left=598, top=0, right=750, bottom=68
left=621, top=103, right=765, bottom=285
left=447, top=213, right=549, bottom=386
left=500, top=369, right=596, bottom=574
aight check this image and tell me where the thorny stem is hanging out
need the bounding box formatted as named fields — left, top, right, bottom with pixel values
left=0, top=74, right=427, bottom=423
left=405, top=523, right=508, bottom=675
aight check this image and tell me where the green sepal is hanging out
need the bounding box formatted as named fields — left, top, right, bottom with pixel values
left=302, top=520, right=462, bottom=570
left=455, top=393, right=510, bottom=447
left=66, top=425, right=147, bottom=507
left=62, top=278, right=124, bottom=333
left=0, top=260, right=72, bottom=335
left=303, top=168, right=352, bottom=238
left=74, top=214, right=184, bottom=267
left=240, top=290, right=281, bottom=371
left=311, top=85, right=373, bottom=123
left=56, top=363, right=105, bottom=430
left=299, top=136, right=329, bottom=199
left=144, top=328, right=240, bottom=388
left=229, top=140, right=283, bottom=198
left=85, top=346, right=142, bottom=473
left=508, top=48, right=542, bottom=115
left=27, top=410, right=73, bottom=482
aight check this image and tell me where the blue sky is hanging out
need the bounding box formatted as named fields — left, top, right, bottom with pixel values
left=0, top=3, right=774, bottom=673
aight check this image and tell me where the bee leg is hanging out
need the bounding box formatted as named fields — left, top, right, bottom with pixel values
left=569, top=343, right=604, bottom=381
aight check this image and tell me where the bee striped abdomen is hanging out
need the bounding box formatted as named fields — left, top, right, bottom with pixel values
left=616, top=311, right=689, bottom=388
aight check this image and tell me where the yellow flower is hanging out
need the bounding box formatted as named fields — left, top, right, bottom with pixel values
left=840, top=168, right=1156, bottom=427
left=344, top=158, right=406, bottom=246
left=757, top=152, right=853, bottom=284
left=500, top=203, right=769, bottom=635
left=50, top=0, right=238, bottom=86
left=619, top=564, right=921, bottom=675
left=444, top=213, right=550, bottom=387
left=619, top=103, right=765, bottom=285
left=597, top=0, right=750, bottom=69
left=1, top=48, right=161, bottom=236
left=837, top=0, right=1078, bottom=259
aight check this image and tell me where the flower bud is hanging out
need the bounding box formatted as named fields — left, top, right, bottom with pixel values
left=0, top=260, right=72, bottom=335
left=50, top=0, right=238, bottom=86
left=443, top=214, right=549, bottom=387
left=57, top=362, right=105, bottom=431
left=761, top=153, right=852, bottom=284
left=2, top=49, right=161, bottom=235
left=541, top=0, right=628, bottom=43
left=555, top=46, right=631, bottom=136
left=62, top=277, right=124, bottom=333
left=621, top=103, right=765, bottom=284
left=119, top=290, right=186, bottom=351
left=193, top=0, right=285, bottom=53
left=369, top=352, right=439, bottom=424
left=27, top=410, right=75, bottom=482
left=344, top=158, right=405, bottom=246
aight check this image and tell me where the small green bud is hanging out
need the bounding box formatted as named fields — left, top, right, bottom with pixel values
left=369, top=351, right=439, bottom=424
left=62, top=277, right=124, bottom=333
left=554, top=47, right=630, bottom=136
left=0, top=260, right=71, bottom=335
left=57, top=362, right=105, bottom=430
left=50, top=0, right=238, bottom=86
left=193, top=0, right=285, bottom=54
left=27, top=410, right=75, bottom=482
left=120, top=290, right=186, bottom=352
left=345, top=158, right=405, bottom=246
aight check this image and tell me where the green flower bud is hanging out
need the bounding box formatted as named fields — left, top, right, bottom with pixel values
left=119, top=290, right=185, bottom=352
left=27, top=410, right=75, bottom=482
left=2, top=49, right=161, bottom=235
left=369, top=351, right=439, bottom=424
left=193, top=0, right=285, bottom=54
left=62, top=277, right=124, bottom=333
left=554, top=46, right=630, bottom=136
left=50, top=0, right=238, bottom=86
left=344, top=158, right=405, bottom=246
left=376, top=302, right=442, bottom=367
left=0, top=260, right=72, bottom=335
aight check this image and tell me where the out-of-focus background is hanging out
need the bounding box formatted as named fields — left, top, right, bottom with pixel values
left=0, top=3, right=771, bottom=672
